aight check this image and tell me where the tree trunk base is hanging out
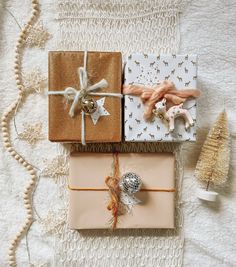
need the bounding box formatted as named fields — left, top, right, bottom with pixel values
left=197, top=188, right=218, bottom=202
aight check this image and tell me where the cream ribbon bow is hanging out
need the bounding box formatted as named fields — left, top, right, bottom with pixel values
left=48, top=51, right=123, bottom=145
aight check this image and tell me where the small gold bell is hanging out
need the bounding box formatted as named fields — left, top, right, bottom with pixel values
left=81, top=98, right=98, bottom=114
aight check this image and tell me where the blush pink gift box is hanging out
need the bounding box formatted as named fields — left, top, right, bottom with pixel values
left=68, top=152, right=176, bottom=229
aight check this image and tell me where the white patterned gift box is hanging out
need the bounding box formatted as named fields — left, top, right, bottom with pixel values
left=124, top=53, right=198, bottom=142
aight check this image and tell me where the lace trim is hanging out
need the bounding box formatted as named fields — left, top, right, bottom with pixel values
left=41, top=155, right=69, bottom=182
left=22, top=68, right=47, bottom=94
left=24, top=21, right=52, bottom=49
left=18, top=122, right=45, bottom=146
left=40, top=208, right=67, bottom=237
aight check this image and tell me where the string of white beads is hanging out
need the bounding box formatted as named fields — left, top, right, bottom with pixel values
left=1, top=1, right=40, bottom=266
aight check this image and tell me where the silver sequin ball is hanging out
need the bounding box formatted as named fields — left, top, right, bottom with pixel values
left=119, top=172, right=142, bottom=194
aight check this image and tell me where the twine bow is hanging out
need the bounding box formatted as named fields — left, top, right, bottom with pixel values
left=123, top=80, right=201, bottom=119
left=48, top=51, right=123, bottom=145
left=105, top=152, right=121, bottom=229
left=64, top=67, right=108, bottom=118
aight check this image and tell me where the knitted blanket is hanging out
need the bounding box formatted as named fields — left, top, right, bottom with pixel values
left=0, top=0, right=235, bottom=266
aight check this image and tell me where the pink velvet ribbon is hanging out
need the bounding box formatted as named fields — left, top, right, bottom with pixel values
left=123, top=80, right=201, bottom=120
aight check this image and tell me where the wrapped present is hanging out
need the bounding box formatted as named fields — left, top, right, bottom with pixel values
left=68, top=152, right=175, bottom=229
left=48, top=51, right=122, bottom=143
left=124, top=53, right=200, bottom=142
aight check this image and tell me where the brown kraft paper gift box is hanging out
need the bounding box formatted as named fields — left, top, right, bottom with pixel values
left=68, top=152, right=175, bottom=229
left=48, top=51, right=122, bottom=142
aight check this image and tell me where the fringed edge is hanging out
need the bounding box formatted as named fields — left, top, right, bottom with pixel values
left=70, top=142, right=179, bottom=154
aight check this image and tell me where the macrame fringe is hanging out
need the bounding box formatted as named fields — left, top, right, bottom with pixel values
left=71, top=142, right=179, bottom=153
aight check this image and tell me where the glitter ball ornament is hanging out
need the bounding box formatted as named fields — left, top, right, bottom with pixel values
left=81, top=98, right=98, bottom=114
left=119, top=172, right=142, bottom=194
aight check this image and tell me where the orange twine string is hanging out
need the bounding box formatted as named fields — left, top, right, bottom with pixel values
left=68, top=186, right=175, bottom=193
left=104, top=152, right=121, bottom=229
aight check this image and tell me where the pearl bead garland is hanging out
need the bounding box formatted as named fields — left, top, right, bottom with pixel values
left=1, top=1, right=40, bottom=266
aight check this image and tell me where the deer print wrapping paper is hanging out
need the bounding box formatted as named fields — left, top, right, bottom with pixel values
left=124, top=53, right=198, bottom=142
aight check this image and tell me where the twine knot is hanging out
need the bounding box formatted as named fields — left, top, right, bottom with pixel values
left=64, top=66, right=108, bottom=118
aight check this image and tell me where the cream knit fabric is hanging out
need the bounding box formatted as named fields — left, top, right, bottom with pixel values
left=56, top=0, right=182, bottom=54
left=53, top=1, right=185, bottom=266
left=1, top=0, right=236, bottom=266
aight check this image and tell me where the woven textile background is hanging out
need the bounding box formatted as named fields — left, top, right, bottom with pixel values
left=0, top=0, right=235, bottom=266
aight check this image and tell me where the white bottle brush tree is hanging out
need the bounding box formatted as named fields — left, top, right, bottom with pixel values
left=195, top=110, right=230, bottom=201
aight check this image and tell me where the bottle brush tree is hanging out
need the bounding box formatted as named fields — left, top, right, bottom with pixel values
left=195, top=110, right=230, bottom=201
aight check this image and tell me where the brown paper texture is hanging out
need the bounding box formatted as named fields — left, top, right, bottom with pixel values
left=48, top=51, right=122, bottom=142
left=68, top=152, right=175, bottom=229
